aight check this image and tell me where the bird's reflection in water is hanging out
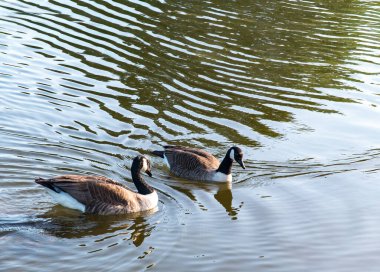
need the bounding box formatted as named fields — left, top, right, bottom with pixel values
left=213, top=183, right=244, bottom=220
left=36, top=206, right=158, bottom=247
left=167, top=180, right=244, bottom=220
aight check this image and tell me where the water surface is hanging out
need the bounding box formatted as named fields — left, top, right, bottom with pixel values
left=1, top=0, right=380, bottom=271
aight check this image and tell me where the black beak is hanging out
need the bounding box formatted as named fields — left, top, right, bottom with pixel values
left=146, top=169, right=153, bottom=177
left=237, top=159, right=246, bottom=169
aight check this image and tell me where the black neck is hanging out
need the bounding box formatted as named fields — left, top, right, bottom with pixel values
left=216, top=152, right=233, bottom=175
left=131, top=164, right=154, bottom=195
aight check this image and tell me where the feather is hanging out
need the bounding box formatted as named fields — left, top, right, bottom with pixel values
left=35, top=157, right=158, bottom=215
left=152, top=146, right=236, bottom=181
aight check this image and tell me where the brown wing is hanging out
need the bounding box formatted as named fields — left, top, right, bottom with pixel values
left=164, top=146, right=216, bottom=161
left=36, top=175, right=136, bottom=207
left=163, top=146, right=220, bottom=172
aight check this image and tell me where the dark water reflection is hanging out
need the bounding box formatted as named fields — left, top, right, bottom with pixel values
left=36, top=208, right=156, bottom=243
left=1, top=0, right=380, bottom=271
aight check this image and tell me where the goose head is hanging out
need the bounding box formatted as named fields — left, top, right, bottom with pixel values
left=132, top=155, right=153, bottom=177
left=229, top=146, right=245, bottom=169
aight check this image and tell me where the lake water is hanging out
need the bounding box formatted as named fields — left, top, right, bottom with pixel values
left=1, top=0, right=380, bottom=271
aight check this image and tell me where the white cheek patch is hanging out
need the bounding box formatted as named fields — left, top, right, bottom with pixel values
left=229, top=149, right=235, bottom=160
left=142, top=159, right=148, bottom=172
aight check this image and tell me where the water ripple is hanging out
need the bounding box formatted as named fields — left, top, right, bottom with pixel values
left=1, top=0, right=380, bottom=271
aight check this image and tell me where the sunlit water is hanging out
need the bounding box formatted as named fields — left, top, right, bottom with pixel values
left=1, top=0, right=380, bottom=271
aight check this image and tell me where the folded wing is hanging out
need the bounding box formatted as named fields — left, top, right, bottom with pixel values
left=163, top=146, right=220, bottom=172
left=35, top=175, right=137, bottom=214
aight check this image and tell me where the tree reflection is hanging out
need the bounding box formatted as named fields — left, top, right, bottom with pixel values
left=14, top=0, right=372, bottom=148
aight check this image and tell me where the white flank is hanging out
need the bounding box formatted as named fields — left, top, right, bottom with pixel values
left=229, top=148, right=235, bottom=160
left=212, top=172, right=232, bottom=182
left=163, top=154, right=170, bottom=168
left=47, top=189, right=85, bottom=212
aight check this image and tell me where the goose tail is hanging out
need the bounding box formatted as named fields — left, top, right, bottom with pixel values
left=35, top=178, right=60, bottom=193
left=151, top=150, right=164, bottom=158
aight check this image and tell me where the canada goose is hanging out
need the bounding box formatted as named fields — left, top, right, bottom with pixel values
left=152, top=146, right=245, bottom=182
left=35, top=156, right=158, bottom=215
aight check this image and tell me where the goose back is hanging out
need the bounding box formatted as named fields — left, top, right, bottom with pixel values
left=162, top=146, right=220, bottom=180
left=36, top=175, right=156, bottom=215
